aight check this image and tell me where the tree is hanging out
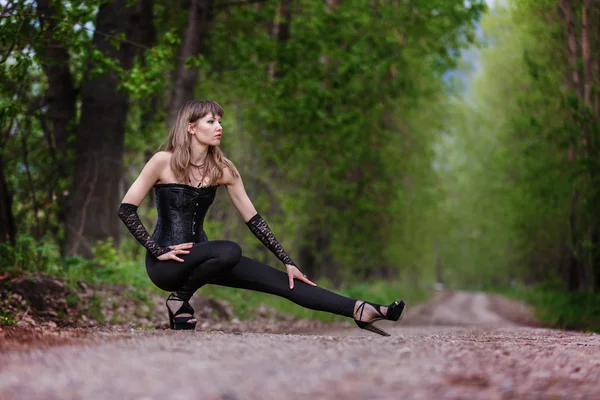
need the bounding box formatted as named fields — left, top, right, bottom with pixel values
left=64, top=0, right=150, bottom=257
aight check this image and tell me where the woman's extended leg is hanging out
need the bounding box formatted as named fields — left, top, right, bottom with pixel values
left=210, top=256, right=357, bottom=318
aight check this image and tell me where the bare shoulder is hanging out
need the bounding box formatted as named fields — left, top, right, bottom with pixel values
left=151, top=151, right=172, bottom=165
left=148, top=151, right=173, bottom=182
left=220, top=162, right=242, bottom=186
left=144, top=151, right=171, bottom=172
left=121, top=151, right=171, bottom=204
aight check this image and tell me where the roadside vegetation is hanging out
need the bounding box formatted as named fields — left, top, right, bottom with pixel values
left=2, top=0, right=600, bottom=332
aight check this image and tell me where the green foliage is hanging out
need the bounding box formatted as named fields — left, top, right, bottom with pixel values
left=0, top=236, right=62, bottom=275
left=494, top=284, right=600, bottom=332
left=120, top=31, right=181, bottom=100
left=431, top=1, right=600, bottom=294
left=0, top=309, right=16, bottom=326
left=202, top=0, right=485, bottom=280
left=1, top=0, right=103, bottom=248
left=0, top=236, right=154, bottom=292
left=87, top=294, right=106, bottom=324
left=5, top=0, right=600, bottom=331
left=0, top=292, right=17, bottom=326
left=3, top=0, right=486, bottom=305
left=63, top=240, right=153, bottom=290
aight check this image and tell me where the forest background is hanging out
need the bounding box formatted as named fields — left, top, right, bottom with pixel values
left=1, top=0, right=599, bottom=331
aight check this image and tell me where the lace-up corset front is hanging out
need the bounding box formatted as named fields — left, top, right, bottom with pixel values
left=151, top=183, right=218, bottom=247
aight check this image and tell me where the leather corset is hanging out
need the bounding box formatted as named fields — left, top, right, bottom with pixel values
left=151, top=184, right=218, bottom=247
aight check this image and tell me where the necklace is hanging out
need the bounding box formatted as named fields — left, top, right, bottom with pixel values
left=189, top=168, right=205, bottom=187
left=190, top=162, right=204, bottom=168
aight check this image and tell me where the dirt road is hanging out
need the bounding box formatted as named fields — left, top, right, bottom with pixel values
left=1, top=291, right=599, bottom=400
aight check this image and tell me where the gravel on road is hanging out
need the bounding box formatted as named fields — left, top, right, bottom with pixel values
left=1, top=292, right=598, bottom=400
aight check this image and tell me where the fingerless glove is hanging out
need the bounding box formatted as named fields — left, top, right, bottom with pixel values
left=246, top=213, right=296, bottom=266
left=118, top=203, right=172, bottom=257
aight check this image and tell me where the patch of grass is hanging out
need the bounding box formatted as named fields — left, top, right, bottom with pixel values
left=0, top=237, right=62, bottom=276
left=0, top=308, right=16, bottom=326
left=87, top=295, right=106, bottom=324
left=200, top=279, right=430, bottom=322
left=110, top=314, right=124, bottom=325
left=1, top=236, right=155, bottom=292
left=490, top=284, right=600, bottom=333
left=62, top=239, right=155, bottom=291
left=129, top=288, right=152, bottom=305
left=66, top=293, right=79, bottom=307
left=0, top=288, right=22, bottom=326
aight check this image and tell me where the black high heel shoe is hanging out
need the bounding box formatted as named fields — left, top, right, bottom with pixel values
left=166, top=293, right=197, bottom=330
left=354, top=300, right=406, bottom=337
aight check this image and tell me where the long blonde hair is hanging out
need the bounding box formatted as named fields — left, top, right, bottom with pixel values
left=165, top=100, right=239, bottom=186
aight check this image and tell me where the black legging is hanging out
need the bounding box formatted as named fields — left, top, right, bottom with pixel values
left=145, top=240, right=357, bottom=318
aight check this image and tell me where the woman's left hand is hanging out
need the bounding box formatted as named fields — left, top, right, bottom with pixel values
left=286, top=264, right=317, bottom=289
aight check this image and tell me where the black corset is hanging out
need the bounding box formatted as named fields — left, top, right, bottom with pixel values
left=151, top=183, right=218, bottom=247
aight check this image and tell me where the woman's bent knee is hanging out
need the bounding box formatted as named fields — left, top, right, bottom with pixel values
left=217, top=240, right=242, bottom=266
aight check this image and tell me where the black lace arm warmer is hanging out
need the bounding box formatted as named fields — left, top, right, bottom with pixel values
left=246, top=213, right=297, bottom=266
left=118, top=203, right=172, bottom=258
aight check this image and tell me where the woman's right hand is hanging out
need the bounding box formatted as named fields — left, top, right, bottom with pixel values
left=157, top=242, right=194, bottom=262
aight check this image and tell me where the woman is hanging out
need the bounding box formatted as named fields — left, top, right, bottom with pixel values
left=118, top=100, right=405, bottom=336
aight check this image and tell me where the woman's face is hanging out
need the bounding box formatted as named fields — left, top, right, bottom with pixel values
left=188, top=113, right=223, bottom=147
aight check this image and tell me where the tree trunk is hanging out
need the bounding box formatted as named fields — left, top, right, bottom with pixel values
left=64, top=0, right=142, bottom=257
left=567, top=204, right=584, bottom=291
left=132, top=0, right=157, bottom=206
left=563, top=0, right=584, bottom=99
left=265, top=0, right=291, bottom=80
left=435, top=241, right=443, bottom=285
left=560, top=0, right=585, bottom=290
left=0, top=153, right=15, bottom=246
left=298, top=242, right=317, bottom=281
left=596, top=2, right=600, bottom=118
left=593, top=2, right=600, bottom=291
left=35, top=0, right=76, bottom=166
left=582, top=0, right=592, bottom=107
left=297, top=229, right=333, bottom=282
left=35, top=0, right=78, bottom=250
left=167, top=0, right=214, bottom=127
left=580, top=0, right=595, bottom=291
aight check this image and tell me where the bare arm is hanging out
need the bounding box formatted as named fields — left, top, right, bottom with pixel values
left=121, top=151, right=170, bottom=205
left=220, top=166, right=316, bottom=288
left=118, top=152, right=191, bottom=261
left=220, top=166, right=258, bottom=223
